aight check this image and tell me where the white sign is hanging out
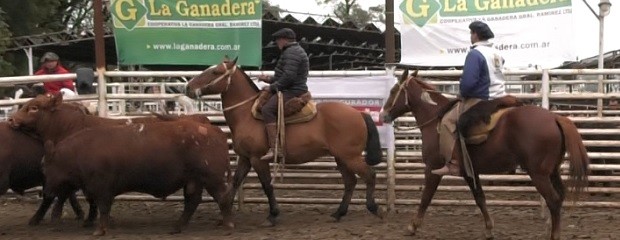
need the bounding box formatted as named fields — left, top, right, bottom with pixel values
left=308, top=76, right=395, bottom=148
left=397, top=0, right=575, bottom=69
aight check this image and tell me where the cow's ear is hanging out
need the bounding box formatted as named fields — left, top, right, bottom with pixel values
left=49, top=92, right=63, bottom=111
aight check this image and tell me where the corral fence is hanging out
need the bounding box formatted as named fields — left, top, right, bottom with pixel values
left=1, top=68, right=620, bottom=213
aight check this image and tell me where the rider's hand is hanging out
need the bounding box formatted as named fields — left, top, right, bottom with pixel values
left=258, top=75, right=272, bottom=83
left=262, top=85, right=271, bottom=91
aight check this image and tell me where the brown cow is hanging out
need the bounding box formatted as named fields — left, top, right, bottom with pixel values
left=9, top=94, right=233, bottom=236
left=8, top=99, right=212, bottom=227
left=0, top=122, right=84, bottom=224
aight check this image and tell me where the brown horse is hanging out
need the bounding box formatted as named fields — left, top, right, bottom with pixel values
left=185, top=57, right=383, bottom=226
left=379, top=70, right=589, bottom=240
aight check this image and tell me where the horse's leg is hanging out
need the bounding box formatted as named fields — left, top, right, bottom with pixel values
left=226, top=155, right=252, bottom=206
left=408, top=171, right=442, bottom=236
left=339, top=156, right=381, bottom=218
left=251, top=158, right=279, bottom=227
left=530, top=173, right=563, bottom=240
left=331, top=159, right=357, bottom=221
left=464, top=175, right=494, bottom=240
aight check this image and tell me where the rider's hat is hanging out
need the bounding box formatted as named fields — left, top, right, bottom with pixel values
left=40, top=52, right=60, bottom=63
left=469, top=21, right=494, bottom=40
left=271, top=28, right=296, bottom=40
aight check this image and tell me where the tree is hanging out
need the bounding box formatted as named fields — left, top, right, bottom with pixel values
left=316, top=0, right=384, bottom=26
left=0, top=0, right=99, bottom=76
left=0, top=8, right=13, bottom=76
left=263, top=0, right=283, bottom=17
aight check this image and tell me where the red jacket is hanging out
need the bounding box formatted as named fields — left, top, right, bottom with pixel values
left=34, top=65, right=75, bottom=94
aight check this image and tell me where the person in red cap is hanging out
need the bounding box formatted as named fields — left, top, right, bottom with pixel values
left=34, top=52, right=76, bottom=94
left=257, top=28, right=309, bottom=161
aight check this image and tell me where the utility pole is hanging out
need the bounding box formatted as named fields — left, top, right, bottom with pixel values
left=385, top=0, right=395, bottom=64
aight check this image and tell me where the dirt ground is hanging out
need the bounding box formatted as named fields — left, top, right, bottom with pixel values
left=0, top=192, right=618, bottom=240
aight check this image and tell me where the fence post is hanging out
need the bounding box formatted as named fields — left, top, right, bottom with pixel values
left=385, top=66, right=397, bottom=212
left=541, top=69, right=550, bottom=110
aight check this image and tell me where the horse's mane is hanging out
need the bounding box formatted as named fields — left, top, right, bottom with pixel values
left=413, top=77, right=437, bottom=91
left=238, top=66, right=260, bottom=92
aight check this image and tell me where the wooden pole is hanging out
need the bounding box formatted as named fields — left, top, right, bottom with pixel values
left=94, top=0, right=108, bottom=117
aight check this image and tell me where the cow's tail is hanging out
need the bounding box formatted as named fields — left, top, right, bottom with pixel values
left=556, top=115, right=589, bottom=201
left=362, top=112, right=382, bottom=166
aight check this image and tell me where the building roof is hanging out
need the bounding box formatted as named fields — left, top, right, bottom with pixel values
left=7, top=12, right=401, bottom=71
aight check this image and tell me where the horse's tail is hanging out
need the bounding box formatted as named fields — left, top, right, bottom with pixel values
left=361, top=112, right=382, bottom=166
left=556, top=115, right=589, bottom=199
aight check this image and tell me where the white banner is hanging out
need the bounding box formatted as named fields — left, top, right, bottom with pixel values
left=307, top=75, right=395, bottom=148
left=397, top=0, right=575, bottom=69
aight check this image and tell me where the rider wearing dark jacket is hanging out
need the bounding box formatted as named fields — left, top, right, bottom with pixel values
left=268, top=41, right=309, bottom=95
left=258, top=28, right=309, bottom=161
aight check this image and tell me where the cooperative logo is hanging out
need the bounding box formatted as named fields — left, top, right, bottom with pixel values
left=110, top=0, right=148, bottom=30
left=400, top=0, right=441, bottom=28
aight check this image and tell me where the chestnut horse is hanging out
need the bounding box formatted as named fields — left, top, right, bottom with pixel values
left=185, top=57, right=383, bottom=226
left=379, top=70, right=589, bottom=240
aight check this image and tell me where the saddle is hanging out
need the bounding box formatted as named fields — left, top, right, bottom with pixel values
left=251, top=91, right=317, bottom=124
left=456, top=95, right=524, bottom=144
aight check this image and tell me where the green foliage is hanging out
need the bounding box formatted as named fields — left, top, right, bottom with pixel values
left=263, top=0, right=282, bottom=16
left=0, top=0, right=97, bottom=76
left=0, top=0, right=63, bottom=36
left=0, top=7, right=14, bottom=76
left=316, top=0, right=385, bottom=26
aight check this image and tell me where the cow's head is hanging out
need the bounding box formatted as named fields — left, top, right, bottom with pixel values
left=8, top=93, right=64, bottom=130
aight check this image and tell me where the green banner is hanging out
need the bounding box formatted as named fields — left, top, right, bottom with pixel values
left=110, top=0, right=262, bottom=66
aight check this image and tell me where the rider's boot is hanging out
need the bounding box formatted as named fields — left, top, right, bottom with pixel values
left=431, top=140, right=462, bottom=176
left=260, top=123, right=282, bottom=161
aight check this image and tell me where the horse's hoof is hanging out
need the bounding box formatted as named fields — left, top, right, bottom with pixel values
left=330, top=212, right=343, bottom=222
left=217, top=220, right=235, bottom=229
left=92, top=228, right=106, bottom=236
left=260, top=219, right=276, bottom=227
left=28, top=217, right=42, bottom=226
left=223, top=221, right=235, bottom=229
left=374, top=207, right=386, bottom=220
left=405, top=224, right=417, bottom=236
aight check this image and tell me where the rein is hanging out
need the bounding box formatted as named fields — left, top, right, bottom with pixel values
left=393, top=116, right=438, bottom=131
left=222, top=93, right=259, bottom=112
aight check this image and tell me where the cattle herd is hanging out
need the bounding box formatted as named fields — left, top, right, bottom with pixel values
left=3, top=93, right=234, bottom=236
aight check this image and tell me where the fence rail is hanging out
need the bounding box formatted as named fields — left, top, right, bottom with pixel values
left=1, top=68, right=619, bottom=210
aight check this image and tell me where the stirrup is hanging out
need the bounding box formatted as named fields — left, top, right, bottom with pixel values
left=431, top=161, right=461, bottom=176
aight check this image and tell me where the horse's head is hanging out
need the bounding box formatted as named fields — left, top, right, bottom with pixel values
left=8, top=93, right=64, bottom=130
left=186, top=56, right=239, bottom=98
left=380, top=69, right=445, bottom=123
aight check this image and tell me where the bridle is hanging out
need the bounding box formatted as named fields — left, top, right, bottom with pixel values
left=386, top=76, right=440, bottom=130
left=193, top=63, right=237, bottom=98
left=192, top=63, right=258, bottom=112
